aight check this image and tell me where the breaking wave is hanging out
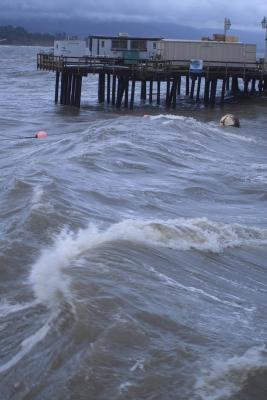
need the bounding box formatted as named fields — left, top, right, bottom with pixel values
left=29, top=217, right=267, bottom=307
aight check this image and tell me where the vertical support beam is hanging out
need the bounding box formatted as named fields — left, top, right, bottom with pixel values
left=243, top=78, right=249, bottom=95
left=231, top=77, right=239, bottom=94
left=149, top=80, right=153, bottom=104
left=75, top=75, right=82, bottom=108
left=55, top=71, right=60, bottom=104
left=157, top=80, right=161, bottom=105
left=172, top=79, right=178, bottom=109
left=196, top=76, right=201, bottom=102
left=71, top=74, right=76, bottom=106
left=177, top=75, right=181, bottom=96
left=107, top=73, right=111, bottom=104
left=190, top=76, right=196, bottom=99
left=124, top=78, right=129, bottom=108
left=116, top=76, right=125, bottom=108
left=60, top=72, right=65, bottom=104
left=251, top=78, right=256, bottom=93
left=226, top=77, right=230, bottom=92
left=98, top=72, right=105, bottom=103
left=258, top=80, right=263, bottom=93
left=98, top=73, right=102, bottom=103
left=220, top=78, right=226, bottom=105
left=130, top=79, right=135, bottom=110
left=210, top=79, right=217, bottom=107
left=112, top=75, right=116, bottom=105
left=141, top=80, right=146, bottom=101
left=186, top=75, right=190, bottom=96
left=166, top=79, right=171, bottom=106
left=66, top=73, right=72, bottom=105
left=204, top=78, right=210, bottom=106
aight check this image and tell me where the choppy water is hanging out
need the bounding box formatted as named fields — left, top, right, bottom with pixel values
left=0, top=46, right=267, bottom=400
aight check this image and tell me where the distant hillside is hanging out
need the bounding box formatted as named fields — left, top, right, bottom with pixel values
left=0, top=20, right=264, bottom=54
left=0, top=25, right=66, bottom=46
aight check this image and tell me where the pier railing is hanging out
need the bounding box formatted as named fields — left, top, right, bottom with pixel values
left=37, top=53, right=265, bottom=76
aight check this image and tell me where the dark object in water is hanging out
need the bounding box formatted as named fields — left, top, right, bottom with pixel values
left=220, top=114, right=240, bottom=128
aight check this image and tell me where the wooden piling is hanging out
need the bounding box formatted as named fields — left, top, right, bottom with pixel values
left=116, top=76, right=125, bottom=108
left=130, top=79, right=135, bottom=109
left=71, top=74, right=76, bottom=106
left=243, top=78, right=249, bottom=95
left=231, top=77, right=239, bottom=94
left=141, top=80, right=147, bottom=101
left=177, top=76, right=181, bottom=96
left=251, top=78, right=256, bottom=93
left=74, top=75, right=82, bottom=108
left=124, top=77, right=129, bottom=108
left=55, top=71, right=60, bottom=104
left=204, top=78, right=210, bottom=106
left=209, top=79, right=217, bottom=107
left=98, top=72, right=105, bottom=103
left=196, top=76, right=201, bottom=102
left=220, top=78, right=226, bottom=105
left=149, top=80, right=153, bottom=104
left=157, top=80, right=161, bottom=105
left=107, top=73, right=111, bottom=104
left=112, top=75, right=116, bottom=105
left=186, top=75, right=190, bottom=96
left=190, top=77, right=196, bottom=99
left=166, top=79, right=171, bottom=106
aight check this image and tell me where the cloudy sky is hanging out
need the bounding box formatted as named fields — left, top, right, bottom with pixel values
left=1, top=0, right=266, bottom=31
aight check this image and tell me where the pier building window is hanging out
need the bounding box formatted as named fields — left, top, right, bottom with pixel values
left=130, top=40, right=147, bottom=51
left=101, top=40, right=105, bottom=48
left=111, top=39, right=127, bottom=50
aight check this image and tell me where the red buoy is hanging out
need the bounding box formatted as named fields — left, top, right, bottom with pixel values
left=35, top=131, right=48, bottom=139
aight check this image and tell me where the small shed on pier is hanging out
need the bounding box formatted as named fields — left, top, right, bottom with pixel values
left=88, top=33, right=162, bottom=61
left=54, top=40, right=88, bottom=57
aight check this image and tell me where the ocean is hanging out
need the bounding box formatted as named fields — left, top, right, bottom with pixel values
left=0, top=45, right=267, bottom=400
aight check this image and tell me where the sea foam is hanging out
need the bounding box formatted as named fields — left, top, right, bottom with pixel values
left=29, top=218, right=267, bottom=307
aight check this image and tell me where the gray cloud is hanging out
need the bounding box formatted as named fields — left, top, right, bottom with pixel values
left=1, top=0, right=266, bottom=31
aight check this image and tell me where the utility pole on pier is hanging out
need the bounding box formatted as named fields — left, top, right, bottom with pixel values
left=224, top=17, right=231, bottom=41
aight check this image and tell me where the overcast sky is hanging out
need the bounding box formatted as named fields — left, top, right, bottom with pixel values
left=1, top=0, right=266, bottom=31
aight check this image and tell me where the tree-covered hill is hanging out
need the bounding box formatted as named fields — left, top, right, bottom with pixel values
left=0, top=25, right=66, bottom=45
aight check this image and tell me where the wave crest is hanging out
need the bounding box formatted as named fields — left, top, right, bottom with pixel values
left=29, top=218, right=267, bottom=307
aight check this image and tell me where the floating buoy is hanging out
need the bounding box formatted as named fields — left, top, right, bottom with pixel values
left=220, top=114, right=240, bottom=128
left=35, top=131, right=48, bottom=139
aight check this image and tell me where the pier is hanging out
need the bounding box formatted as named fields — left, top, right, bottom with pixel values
left=37, top=53, right=267, bottom=109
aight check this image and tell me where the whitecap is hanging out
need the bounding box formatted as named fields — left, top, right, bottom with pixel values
left=195, top=345, right=267, bottom=400
left=28, top=217, right=267, bottom=308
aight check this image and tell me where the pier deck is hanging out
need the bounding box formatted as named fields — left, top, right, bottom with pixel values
left=37, top=53, right=267, bottom=108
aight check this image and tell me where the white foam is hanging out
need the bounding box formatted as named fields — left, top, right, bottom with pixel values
left=149, top=114, right=197, bottom=122
left=195, top=345, right=267, bottom=400
left=0, top=299, right=37, bottom=318
left=130, top=358, right=145, bottom=372
left=29, top=218, right=267, bottom=307
left=119, top=381, right=133, bottom=393
left=0, top=319, right=51, bottom=374
left=31, top=185, right=44, bottom=207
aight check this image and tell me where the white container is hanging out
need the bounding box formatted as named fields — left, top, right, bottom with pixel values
left=157, top=40, right=256, bottom=66
left=54, top=40, right=88, bottom=57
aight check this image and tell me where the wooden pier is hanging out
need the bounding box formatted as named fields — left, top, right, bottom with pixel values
left=37, top=53, right=267, bottom=109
